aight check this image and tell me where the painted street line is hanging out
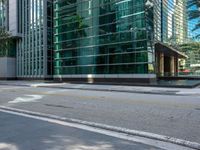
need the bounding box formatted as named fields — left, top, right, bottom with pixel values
left=31, top=83, right=66, bottom=87
left=0, top=143, right=18, bottom=150
left=176, top=91, right=200, bottom=96
left=0, top=106, right=198, bottom=150
left=45, top=89, right=69, bottom=94
left=7, top=89, right=68, bottom=104
left=8, top=95, right=43, bottom=104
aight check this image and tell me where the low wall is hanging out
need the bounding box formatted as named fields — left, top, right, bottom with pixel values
left=0, top=57, right=16, bottom=79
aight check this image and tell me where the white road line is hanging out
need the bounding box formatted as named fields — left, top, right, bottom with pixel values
left=45, top=89, right=69, bottom=94
left=30, top=83, right=66, bottom=87
left=6, top=89, right=68, bottom=104
left=0, top=143, right=18, bottom=150
left=8, top=95, right=43, bottom=104
left=176, top=92, right=200, bottom=96
left=0, top=107, right=195, bottom=150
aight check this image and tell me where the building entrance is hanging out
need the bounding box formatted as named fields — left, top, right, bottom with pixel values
left=155, top=42, right=187, bottom=77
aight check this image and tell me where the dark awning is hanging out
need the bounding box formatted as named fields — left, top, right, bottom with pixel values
left=155, top=42, right=188, bottom=59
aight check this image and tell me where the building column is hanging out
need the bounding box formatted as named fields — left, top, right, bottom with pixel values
left=174, top=56, right=178, bottom=76
left=170, top=56, right=175, bottom=76
left=159, top=52, right=164, bottom=76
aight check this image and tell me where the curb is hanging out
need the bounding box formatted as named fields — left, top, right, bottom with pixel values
left=0, top=106, right=199, bottom=150
left=38, top=85, right=179, bottom=96
left=0, top=83, right=180, bottom=95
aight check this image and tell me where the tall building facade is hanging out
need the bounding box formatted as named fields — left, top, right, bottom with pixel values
left=0, top=1, right=6, bottom=28
left=16, top=0, right=53, bottom=79
left=0, top=0, right=53, bottom=79
left=54, top=0, right=157, bottom=82
left=1, top=0, right=192, bottom=81
left=161, top=0, right=187, bottom=44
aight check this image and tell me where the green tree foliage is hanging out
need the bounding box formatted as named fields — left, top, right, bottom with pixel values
left=180, top=42, right=200, bottom=53
left=0, top=27, right=13, bottom=57
left=74, top=14, right=88, bottom=38
left=0, top=0, right=12, bottom=56
left=179, top=42, right=200, bottom=68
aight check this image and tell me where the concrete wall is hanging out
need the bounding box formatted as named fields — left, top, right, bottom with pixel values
left=0, top=57, right=16, bottom=78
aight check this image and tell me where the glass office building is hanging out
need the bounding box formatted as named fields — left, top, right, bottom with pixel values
left=1, top=0, right=198, bottom=81
left=54, top=0, right=157, bottom=82
left=16, top=0, right=53, bottom=79
left=161, top=0, right=187, bottom=44
left=0, top=0, right=53, bottom=79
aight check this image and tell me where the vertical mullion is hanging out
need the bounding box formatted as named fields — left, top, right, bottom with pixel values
left=23, top=0, right=26, bottom=76
left=43, top=0, right=47, bottom=78
left=26, top=0, right=29, bottom=76
left=31, top=0, right=34, bottom=77
left=35, top=0, right=38, bottom=76
left=39, top=0, right=42, bottom=77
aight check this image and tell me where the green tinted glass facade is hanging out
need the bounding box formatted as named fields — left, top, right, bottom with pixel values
left=54, top=0, right=155, bottom=75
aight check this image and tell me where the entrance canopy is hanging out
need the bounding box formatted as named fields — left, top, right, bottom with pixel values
left=155, top=42, right=188, bottom=59
left=155, top=42, right=188, bottom=77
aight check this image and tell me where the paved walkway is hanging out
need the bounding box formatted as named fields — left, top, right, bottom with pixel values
left=0, top=80, right=200, bottom=96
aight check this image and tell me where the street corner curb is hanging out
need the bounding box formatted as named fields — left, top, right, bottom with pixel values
left=0, top=82, right=180, bottom=96
left=0, top=106, right=199, bottom=150
left=38, top=85, right=178, bottom=96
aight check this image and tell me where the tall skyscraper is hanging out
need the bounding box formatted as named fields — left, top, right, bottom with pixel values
left=161, top=0, right=187, bottom=44
left=174, top=0, right=187, bottom=44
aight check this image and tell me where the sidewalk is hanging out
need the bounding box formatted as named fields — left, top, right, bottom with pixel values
left=0, top=80, right=200, bottom=96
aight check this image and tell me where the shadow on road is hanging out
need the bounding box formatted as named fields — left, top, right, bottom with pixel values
left=0, top=112, right=163, bottom=150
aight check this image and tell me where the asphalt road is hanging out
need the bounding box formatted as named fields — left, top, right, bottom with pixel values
left=1, top=111, right=169, bottom=150
left=0, top=85, right=200, bottom=144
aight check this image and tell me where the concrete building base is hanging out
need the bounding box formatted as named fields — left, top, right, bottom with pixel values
left=54, top=74, right=157, bottom=84
left=0, top=57, right=16, bottom=79
left=17, top=77, right=53, bottom=81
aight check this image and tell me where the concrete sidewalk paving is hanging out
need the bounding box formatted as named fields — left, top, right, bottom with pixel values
left=0, top=80, right=200, bottom=96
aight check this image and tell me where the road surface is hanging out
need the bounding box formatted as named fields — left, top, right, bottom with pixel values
left=0, top=84, right=199, bottom=149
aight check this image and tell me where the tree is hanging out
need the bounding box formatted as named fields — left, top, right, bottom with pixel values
left=74, top=14, right=88, bottom=38
left=187, top=0, right=200, bottom=38
left=0, top=0, right=14, bottom=57
left=0, top=27, right=12, bottom=56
